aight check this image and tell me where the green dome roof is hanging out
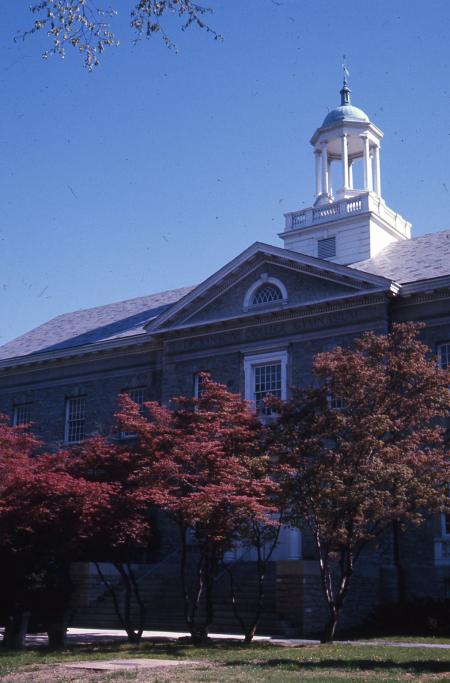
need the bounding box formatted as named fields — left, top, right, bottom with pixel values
left=322, top=104, right=369, bottom=128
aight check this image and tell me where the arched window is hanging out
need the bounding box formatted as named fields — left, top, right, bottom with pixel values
left=243, top=274, right=288, bottom=311
left=251, top=284, right=283, bottom=306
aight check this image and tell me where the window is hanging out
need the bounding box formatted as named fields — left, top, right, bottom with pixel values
left=251, top=285, right=283, bottom=306
left=436, top=490, right=450, bottom=564
left=442, top=513, right=450, bottom=537
left=121, top=387, right=147, bottom=438
left=254, top=363, right=282, bottom=414
left=244, top=351, right=288, bottom=418
left=13, top=403, right=32, bottom=427
left=318, top=236, right=336, bottom=259
left=438, top=342, right=450, bottom=370
left=243, top=275, right=288, bottom=311
left=65, top=397, right=86, bottom=444
left=127, top=387, right=147, bottom=407
left=194, top=373, right=205, bottom=398
left=327, top=394, right=346, bottom=411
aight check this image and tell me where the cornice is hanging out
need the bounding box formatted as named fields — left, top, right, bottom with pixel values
left=0, top=334, right=160, bottom=374
left=154, top=290, right=391, bottom=340
left=399, top=277, right=450, bottom=297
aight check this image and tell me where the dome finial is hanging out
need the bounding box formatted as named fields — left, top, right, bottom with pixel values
left=340, top=55, right=351, bottom=105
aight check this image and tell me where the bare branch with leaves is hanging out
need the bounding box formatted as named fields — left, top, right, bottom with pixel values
left=19, top=1, right=220, bottom=70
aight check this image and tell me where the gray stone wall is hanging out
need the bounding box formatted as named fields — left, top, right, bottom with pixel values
left=161, top=350, right=242, bottom=405
left=276, top=558, right=381, bottom=637
left=0, top=346, right=162, bottom=445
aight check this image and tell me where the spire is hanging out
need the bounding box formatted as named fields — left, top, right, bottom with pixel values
left=340, top=56, right=351, bottom=105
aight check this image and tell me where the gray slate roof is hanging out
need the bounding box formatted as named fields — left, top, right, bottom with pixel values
left=351, top=229, right=450, bottom=283
left=0, top=286, right=194, bottom=361
left=1, top=230, right=449, bottom=364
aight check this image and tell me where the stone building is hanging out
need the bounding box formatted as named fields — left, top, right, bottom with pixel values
left=1, top=78, right=450, bottom=635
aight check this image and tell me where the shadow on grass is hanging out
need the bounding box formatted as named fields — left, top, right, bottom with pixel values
left=0, top=638, right=255, bottom=660
left=224, top=657, right=450, bottom=675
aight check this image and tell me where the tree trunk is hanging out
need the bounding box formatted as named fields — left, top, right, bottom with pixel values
left=228, top=559, right=266, bottom=644
left=46, top=610, right=70, bottom=650
left=182, top=543, right=217, bottom=645
left=115, top=563, right=145, bottom=645
left=128, top=563, right=146, bottom=642
left=188, top=554, right=205, bottom=642
left=315, top=533, right=354, bottom=644
left=2, top=611, right=30, bottom=650
left=179, top=527, right=192, bottom=630
left=321, top=609, right=339, bottom=643
left=95, top=562, right=145, bottom=645
left=203, top=550, right=216, bottom=637
left=44, top=561, right=74, bottom=650
left=228, top=520, right=282, bottom=644
left=244, top=564, right=266, bottom=644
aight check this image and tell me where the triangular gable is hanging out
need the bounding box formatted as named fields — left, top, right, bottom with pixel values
left=146, top=242, right=397, bottom=333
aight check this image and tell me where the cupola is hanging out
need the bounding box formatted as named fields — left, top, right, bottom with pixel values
left=310, top=76, right=383, bottom=205
left=279, top=70, right=411, bottom=265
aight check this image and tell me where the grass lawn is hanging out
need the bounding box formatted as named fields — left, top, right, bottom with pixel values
left=2, top=640, right=450, bottom=682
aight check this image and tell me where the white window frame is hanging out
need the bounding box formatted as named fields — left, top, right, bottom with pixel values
left=435, top=486, right=450, bottom=565
left=127, top=387, right=147, bottom=406
left=121, top=386, right=147, bottom=438
left=327, top=393, right=346, bottom=411
left=441, top=513, right=450, bottom=538
left=13, top=403, right=33, bottom=427
left=64, top=396, right=86, bottom=444
left=243, top=273, right=288, bottom=311
left=193, top=372, right=205, bottom=399
left=244, top=351, right=288, bottom=415
left=437, top=342, right=450, bottom=370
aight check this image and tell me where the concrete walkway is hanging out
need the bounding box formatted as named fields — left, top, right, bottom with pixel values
left=13, top=627, right=450, bottom=650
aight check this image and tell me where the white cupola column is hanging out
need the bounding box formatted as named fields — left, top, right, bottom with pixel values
left=362, top=135, right=372, bottom=191
left=321, top=141, right=329, bottom=197
left=348, top=160, right=354, bottom=189
left=341, top=133, right=349, bottom=190
left=314, top=149, right=322, bottom=198
left=373, top=145, right=381, bottom=196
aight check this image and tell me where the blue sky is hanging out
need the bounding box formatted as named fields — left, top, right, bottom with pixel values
left=1, top=0, right=450, bottom=345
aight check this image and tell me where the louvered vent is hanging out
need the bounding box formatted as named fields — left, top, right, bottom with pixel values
left=318, top=236, right=336, bottom=259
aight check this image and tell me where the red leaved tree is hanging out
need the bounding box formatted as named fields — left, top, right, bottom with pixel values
left=63, top=436, right=154, bottom=644
left=0, top=417, right=116, bottom=649
left=272, top=323, right=450, bottom=643
left=116, top=373, right=276, bottom=644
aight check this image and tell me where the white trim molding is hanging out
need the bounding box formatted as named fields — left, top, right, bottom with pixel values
left=64, top=395, right=86, bottom=444
left=437, top=341, right=450, bottom=370
left=244, top=350, right=288, bottom=412
left=435, top=505, right=450, bottom=565
left=243, top=274, right=288, bottom=311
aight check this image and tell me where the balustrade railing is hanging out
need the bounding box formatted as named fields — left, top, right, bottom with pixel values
left=292, top=212, right=307, bottom=227
left=284, top=192, right=410, bottom=239
left=313, top=204, right=339, bottom=220
left=287, top=195, right=367, bottom=231
left=346, top=199, right=362, bottom=213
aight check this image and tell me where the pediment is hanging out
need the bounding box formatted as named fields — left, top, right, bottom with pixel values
left=146, top=242, right=395, bottom=333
